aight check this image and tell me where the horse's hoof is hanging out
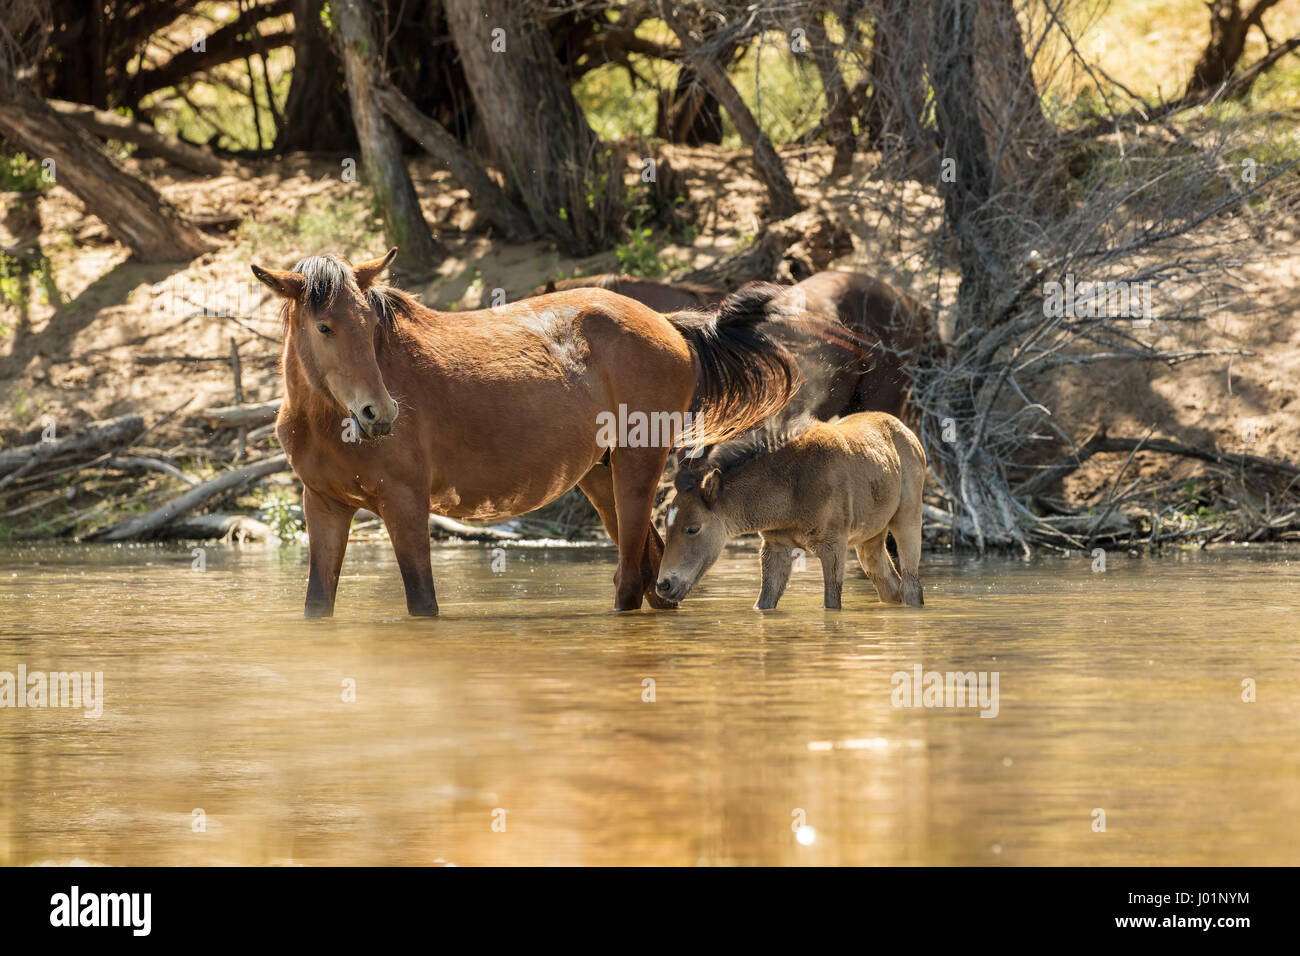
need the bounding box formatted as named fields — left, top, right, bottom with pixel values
left=408, top=605, right=439, bottom=617
left=304, top=604, right=334, bottom=619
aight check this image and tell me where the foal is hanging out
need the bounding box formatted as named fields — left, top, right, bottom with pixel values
left=656, top=412, right=927, bottom=610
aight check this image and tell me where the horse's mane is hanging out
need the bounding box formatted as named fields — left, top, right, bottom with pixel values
left=365, top=284, right=423, bottom=329
left=675, top=414, right=816, bottom=490
left=282, top=254, right=425, bottom=331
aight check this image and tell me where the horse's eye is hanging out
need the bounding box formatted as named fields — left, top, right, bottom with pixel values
left=317, top=323, right=332, bottom=335
left=686, top=526, right=701, bottom=536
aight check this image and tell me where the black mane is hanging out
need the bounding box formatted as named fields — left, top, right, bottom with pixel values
left=292, top=254, right=350, bottom=315
left=286, top=254, right=418, bottom=329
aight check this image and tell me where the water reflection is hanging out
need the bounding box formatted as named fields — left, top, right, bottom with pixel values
left=0, top=542, right=1296, bottom=865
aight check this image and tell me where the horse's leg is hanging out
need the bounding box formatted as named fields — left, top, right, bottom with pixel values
left=818, top=535, right=850, bottom=609
left=609, top=446, right=672, bottom=611
left=756, top=539, right=794, bottom=610
left=378, top=489, right=438, bottom=617
left=890, top=512, right=925, bottom=607
left=577, top=461, right=619, bottom=540
left=580, top=457, right=676, bottom=610
left=856, top=533, right=903, bottom=604
left=302, top=488, right=356, bottom=618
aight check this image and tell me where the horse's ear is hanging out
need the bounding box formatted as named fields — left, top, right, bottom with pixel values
left=251, top=264, right=305, bottom=300
left=544, top=278, right=557, bottom=293
left=354, top=247, right=398, bottom=292
left=700, top=468, right=722, bottom=507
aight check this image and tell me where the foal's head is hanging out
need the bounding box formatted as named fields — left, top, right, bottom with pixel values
left=252, top=249, right=401, bottom=441
left=656, top=467, right=730, bottom=604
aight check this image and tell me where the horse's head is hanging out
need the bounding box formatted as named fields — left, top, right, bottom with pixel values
left=252, top=249, right=401, bottom=441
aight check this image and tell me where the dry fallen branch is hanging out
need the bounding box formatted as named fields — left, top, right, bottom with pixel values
left=200, top=399, right=282, bottom=429
left=0, top=415, right=145, bottom=483
left=86, top=454, right=290, bottom=542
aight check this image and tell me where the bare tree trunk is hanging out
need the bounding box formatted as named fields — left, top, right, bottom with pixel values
left=443, top=0, right=622, bottom=254
left=373, top=82, right=536, bottom=241
left=1186, top=0, right=1283, bottom=95
left=862, top=0, right=935, bottom=175
left=929, top=0, right=1064, bottom=336
left=0, top=85, right=215, bottom=262
left=332, top=0, right=443, bottom=276
left=656, top=58, right=727, bottom=145
left=663, top=7, right=801, bottom=219
left=48, top=99, right=226, bottom=175
left=924, top=0, right=1067, bottom=552
left=277, top=0, right=354, bottom=152
left=971, top=0, right=1066, bottom=210
left=804, top=12, right=857, bottom=176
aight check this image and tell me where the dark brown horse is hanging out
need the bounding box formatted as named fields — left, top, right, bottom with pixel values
left=528, top=271, right=938, bottom=425
left=252, top=250, right=797, bottom=617
left=532, top=274, right=725, bottom=313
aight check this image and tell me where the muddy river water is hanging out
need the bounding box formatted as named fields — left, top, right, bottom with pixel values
left=0, top=541, right=1296, bottom=865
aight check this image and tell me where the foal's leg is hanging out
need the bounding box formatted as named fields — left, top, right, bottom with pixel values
left=302, top=488, right=356, bottom=618
left=890, top=511, right=925, bottom=607
left=378, top=489, right=438, bottom=617
left=856, top=533, right=903, bottom=604
left=818, top=535, right=850, bottom=609
left=610, top=446, right=672, bottom=611
left=756, top=539, right=794, bottom=610
left=578, top=460, right=674, bottom=609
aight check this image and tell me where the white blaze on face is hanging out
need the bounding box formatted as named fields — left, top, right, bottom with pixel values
left=667, top=506, right=679, bottom=529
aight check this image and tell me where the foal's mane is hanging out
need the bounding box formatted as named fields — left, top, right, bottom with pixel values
left=675, top=415, right=816, bottom=491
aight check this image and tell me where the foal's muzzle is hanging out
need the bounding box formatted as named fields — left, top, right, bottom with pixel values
left=655, top=573, right=689, bottom=603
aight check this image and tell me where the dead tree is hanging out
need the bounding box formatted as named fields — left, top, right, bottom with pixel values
left=803, top=10, right=857, bottom=176
left=332, top=0, right=443, bottom=275
left=0, top=85, right=216, bottom=261
left=1186, top=0, right=1285, bottom=95
left=372, top=82, right=537, bottom=241
left=862, top=0, right=935, bottom=175
left=661, top=3, right=802, bottom=219
left=277, top=0, right=354, bottom=152
left=443, top=0, right=623, bottom=254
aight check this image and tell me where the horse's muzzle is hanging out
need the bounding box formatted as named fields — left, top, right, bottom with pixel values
left=351, top=400, right=398, bottom=441
left=351, top=411, right=394, bottom=441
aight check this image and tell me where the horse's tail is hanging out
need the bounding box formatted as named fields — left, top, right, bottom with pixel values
left=667, top=282, right=801, bottom=448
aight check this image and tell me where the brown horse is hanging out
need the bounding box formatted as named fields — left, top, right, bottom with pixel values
left=528, top=271, right=938, bottom=425
left=252, top=250, right=797, bottom=617
left=532, top=274, right=725, bottom=313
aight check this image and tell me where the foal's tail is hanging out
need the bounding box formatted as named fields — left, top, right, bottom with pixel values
left=667, top=282, right=800, bottom=448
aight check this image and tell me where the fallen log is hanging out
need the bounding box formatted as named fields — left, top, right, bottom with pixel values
left=155, top=514, right=274, bottom=543
left=48, top=99, right=227, bottom=176
left=353, top=508, right=522, bottom=541
left=104, top=455, right=200, bottom=486
left=86, top=454, right=290, bottom=542
left=0, top=414, right=145, bottom=479
left=201, top=399, right=282, bottom=429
